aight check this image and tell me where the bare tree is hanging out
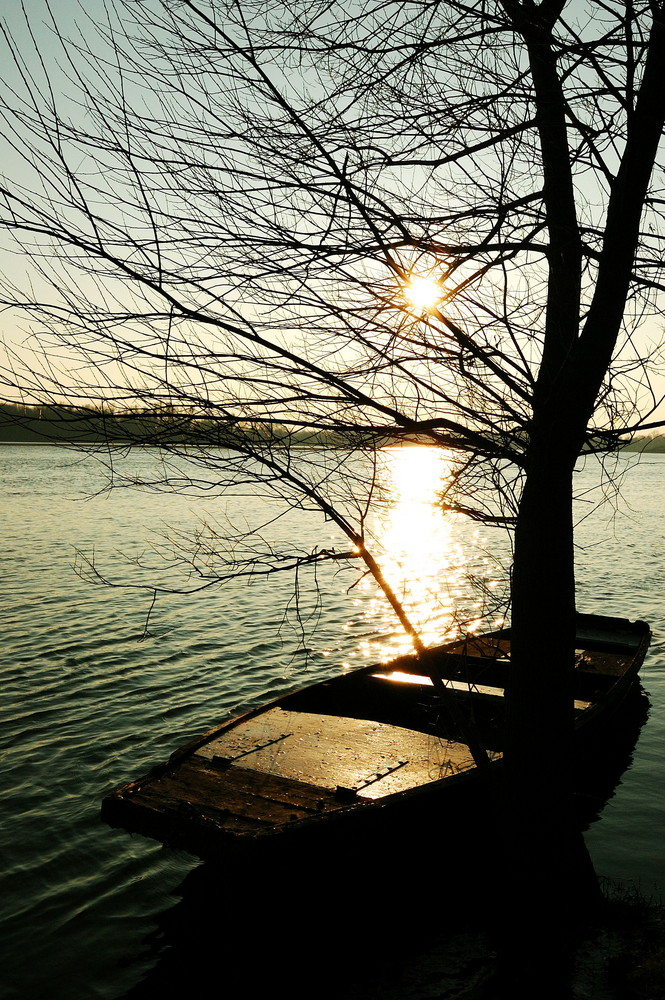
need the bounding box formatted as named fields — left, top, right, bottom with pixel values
left=2, top=0, right=665, bottom=981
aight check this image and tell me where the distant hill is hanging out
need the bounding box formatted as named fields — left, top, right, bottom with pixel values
left=0, top=402, right=376, bottom=449
left=0, top=401, right=234, bottom=446
left=4, top=401, right=665, bottom=454
left=621, top=434, right=665, bottom=453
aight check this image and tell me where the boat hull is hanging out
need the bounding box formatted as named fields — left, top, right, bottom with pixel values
left=101, top=614, right=650, bottom=860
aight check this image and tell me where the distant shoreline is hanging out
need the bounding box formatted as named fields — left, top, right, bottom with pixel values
left=3, top=438, right=665, bottom=454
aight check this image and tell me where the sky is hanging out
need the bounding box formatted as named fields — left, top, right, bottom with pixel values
left=1, top=0, right=664, bottom=431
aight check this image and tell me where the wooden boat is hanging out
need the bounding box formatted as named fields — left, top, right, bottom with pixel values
left=101, top=613, right=650, bottom=860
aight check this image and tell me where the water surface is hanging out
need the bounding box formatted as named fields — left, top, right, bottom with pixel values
left=1, top=445, right=663, bottom=998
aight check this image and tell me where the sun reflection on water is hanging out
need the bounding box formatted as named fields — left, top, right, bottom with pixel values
left=347, top=446, right=502, bottom=664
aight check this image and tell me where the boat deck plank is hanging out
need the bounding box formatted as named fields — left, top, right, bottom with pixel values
left=113, top=760, right=346, bottom=838
left=106, top=712, right=484, bottom=841
left=197, top=708, right=479, bottom=799
left=144, top=761, right=331, bottom=825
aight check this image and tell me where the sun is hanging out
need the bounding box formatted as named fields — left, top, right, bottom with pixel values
left=403, top=275, right=442, bottom=312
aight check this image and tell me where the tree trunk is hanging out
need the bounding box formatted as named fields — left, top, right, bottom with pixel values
left=498, top=440, right=599, bottom=991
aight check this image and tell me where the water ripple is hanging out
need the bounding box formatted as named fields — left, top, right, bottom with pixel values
left=1, top=445, right=664, bottom=999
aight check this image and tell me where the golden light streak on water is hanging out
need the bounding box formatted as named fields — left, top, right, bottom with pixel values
left=351, top=446, right=491, bottom=661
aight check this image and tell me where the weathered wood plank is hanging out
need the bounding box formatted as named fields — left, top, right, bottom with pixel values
left=196, top=709, right=480, bottom=799
left=123, top=784, right=268, bottom=834
left=140, top=761, right=337, bottom=825
left=194, top=758, right=339, bottom=809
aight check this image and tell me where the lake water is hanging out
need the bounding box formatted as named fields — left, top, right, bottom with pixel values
left=1, top=444, right=664, bottom=999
